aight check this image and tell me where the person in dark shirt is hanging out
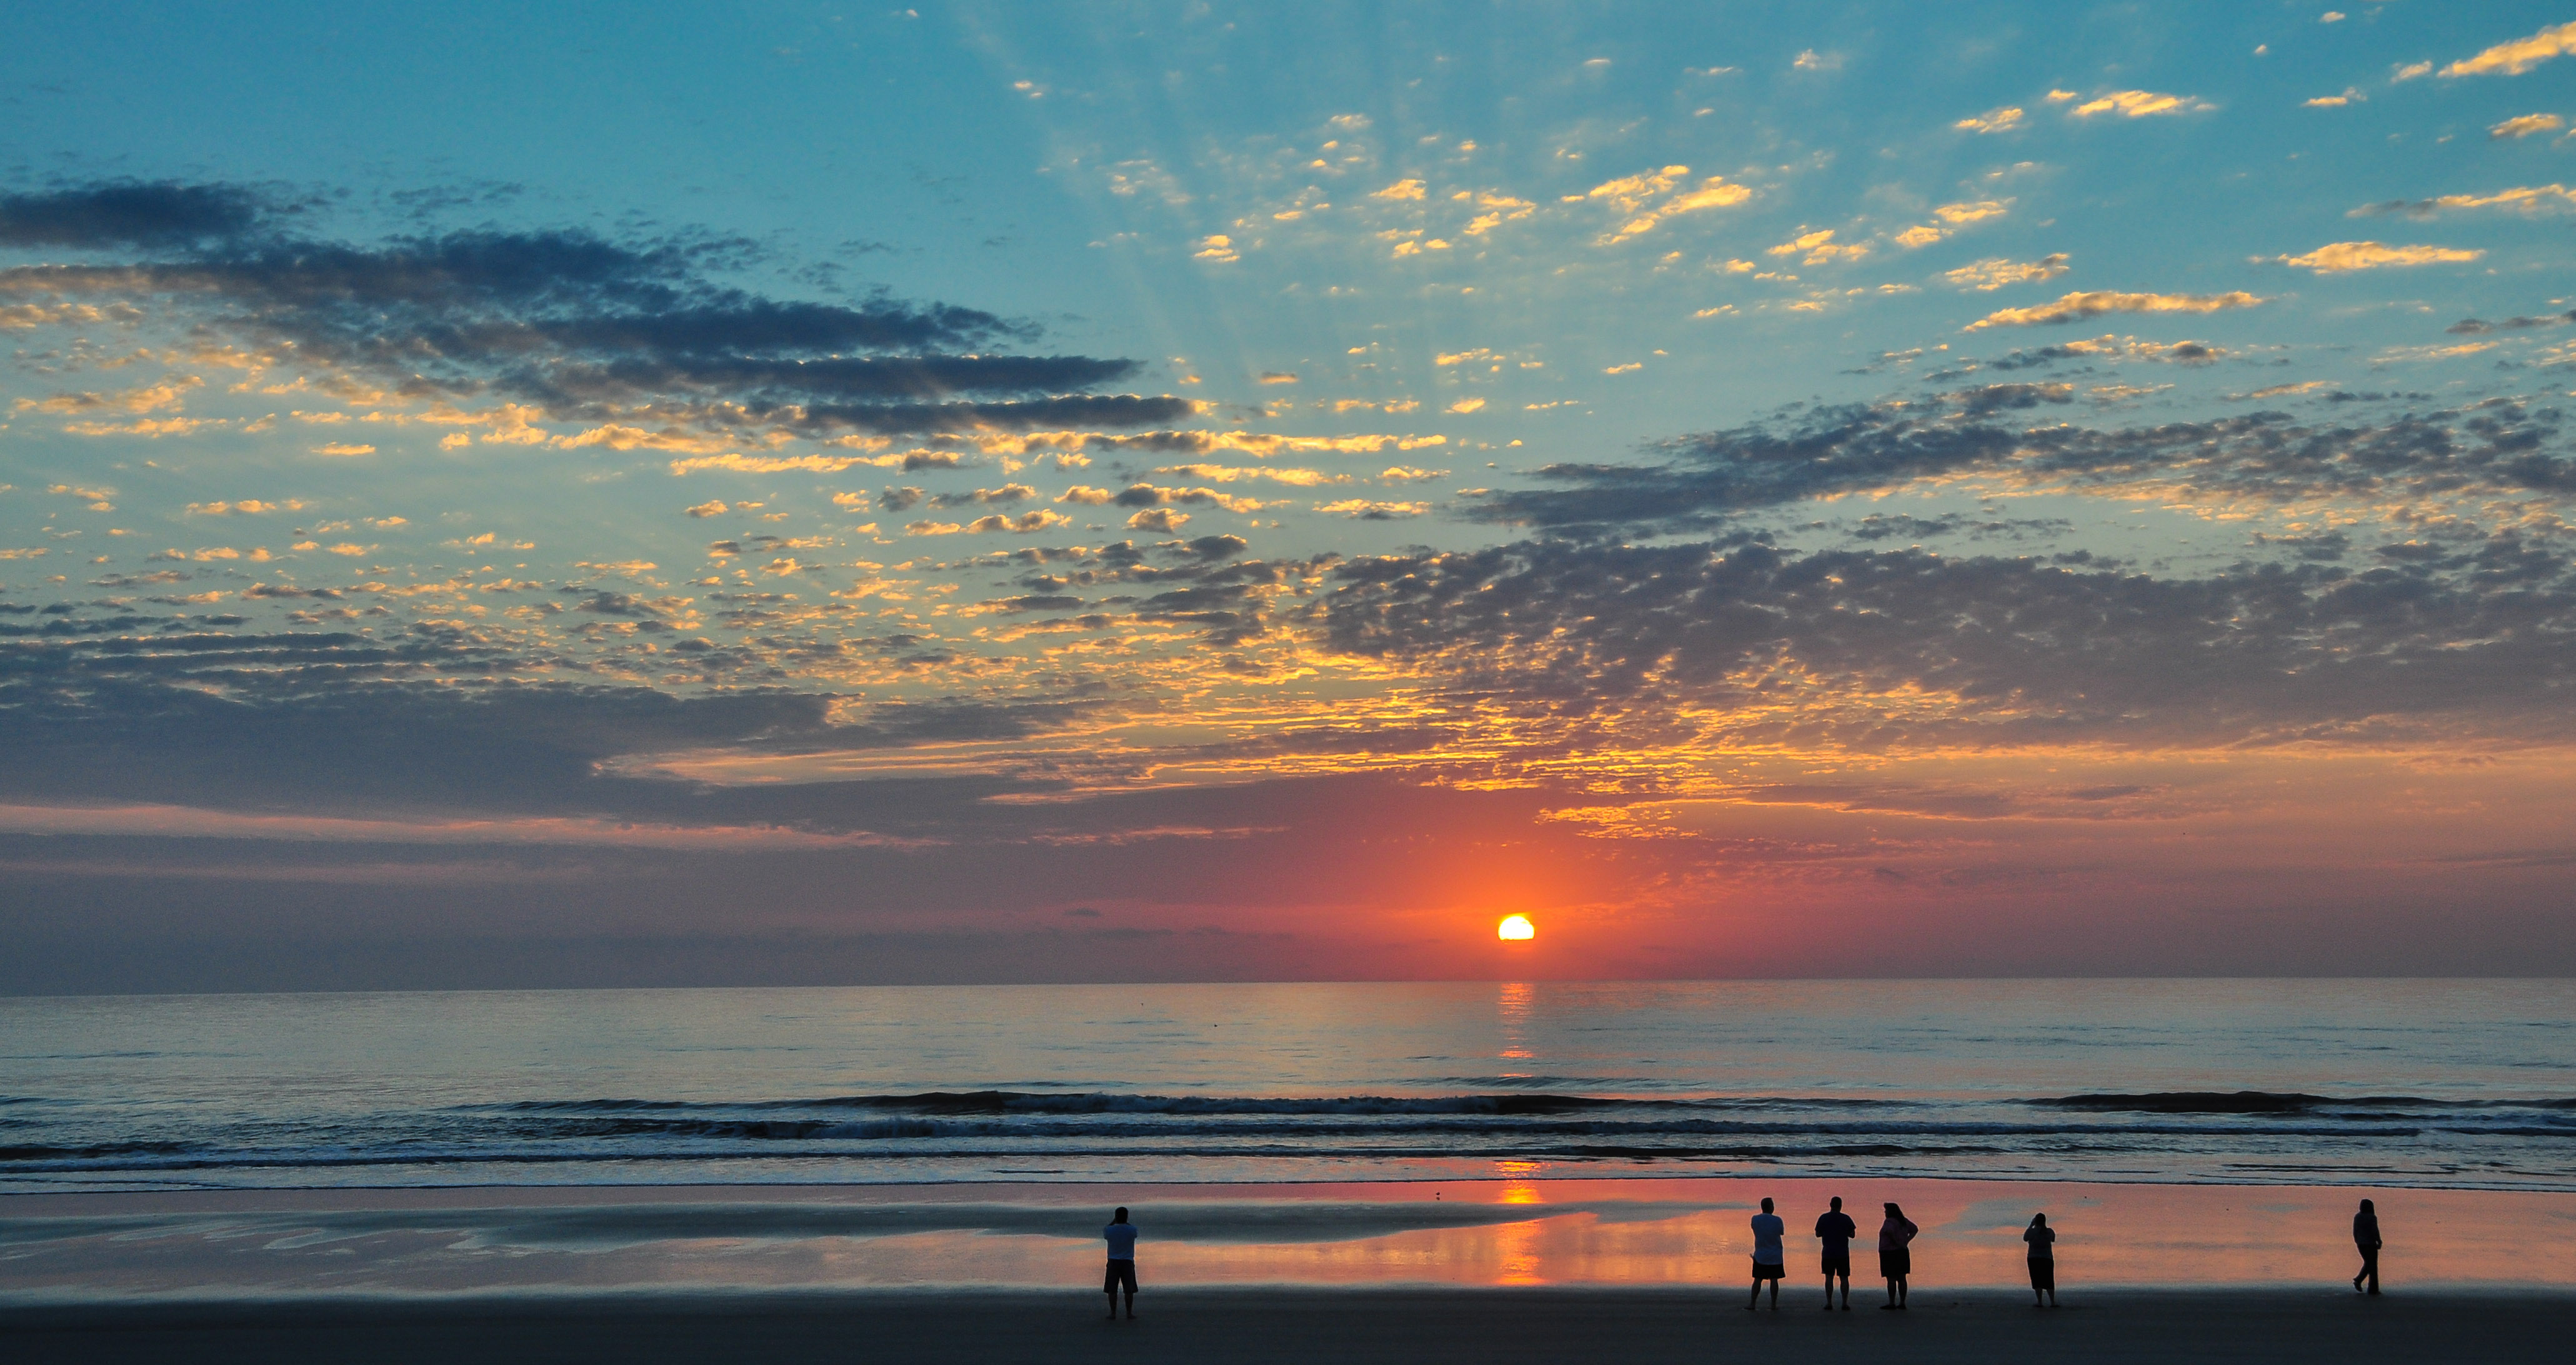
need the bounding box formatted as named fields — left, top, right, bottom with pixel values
left=2352, top=1198, right=2382, bottom=1296
left=2024, top=1212, right=2057, bottom=1307
left=1877, top=1202, right=1918, bottom=1309
left=1813, top=1196, right=1857, bottom=1310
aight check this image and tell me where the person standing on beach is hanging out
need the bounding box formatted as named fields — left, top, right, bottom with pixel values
left=1103, top=1206, right=1139, bottom=1319
left=1814, top=1196, right=1857, bottom=1310
left=1746, top=1197, right=1787, bottom=1309
left=2024, top=1213, right=2057, bottom=1307
left=2352, top=1198, right=2382, bottom=1295
left=1877, top=1202, right=1918, bottom=1309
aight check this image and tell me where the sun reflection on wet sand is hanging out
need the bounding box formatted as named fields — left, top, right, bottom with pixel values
left=7, top=1178, right=2575, bottom=1300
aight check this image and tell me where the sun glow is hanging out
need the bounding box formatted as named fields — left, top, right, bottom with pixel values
left=1497, top=915, right=1535, bottom=941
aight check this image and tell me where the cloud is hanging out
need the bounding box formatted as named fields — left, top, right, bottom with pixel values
left=1320, top=529, right=2576, bottom=751
left=2439, top=20, right=2576, bottom=78
left=1766, top=229, right=1869, bottom=265
left=184, top=499, right=303, bottom=516
left=1192, top=234, right=1239, bottom=262
left=1790, top=49, right=1842, bottom=72
left=312, top=442, right=378, bottom=456
left=1955, top=106, right=2024, bottom=134
left=2353, top=184, right=2576, bottom=218
left=1944, top=254, right=2071, bottom=291
left=684, top=500, right=728, bottom=518
left=2275, top=241, right=2484, bottom=273
left=0, top=181, right=272, bottom=247
left=967, top=510, right=1072, bottom=534
left=1127, top=508, right=1188, bottom=532
left=2446, top=309, right=2576, bottom=336
left=1314, top=499, right=1429, bottom=519
left=0, top=180, right=1184, bottom=441
left=1580, top=166, right=1751, bottom=244
left=1459, top=394, right=2571, bottom=534
left=1370, top=179, right=1427, bottom=201
left=1965, top=290, right=2265, bottom=329
left=2068, top=90, right=2213, bottom=118
left=2490, top=113, right=2567, bottom=139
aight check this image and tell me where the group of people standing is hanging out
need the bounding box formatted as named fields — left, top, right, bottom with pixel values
left=1745, top=1197, right=2055, bottom=1310
left=1097, top=1196, right=2390, bottom=1318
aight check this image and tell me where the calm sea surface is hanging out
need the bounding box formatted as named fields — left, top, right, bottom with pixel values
left=2, top=980, right=2570, bottom=1194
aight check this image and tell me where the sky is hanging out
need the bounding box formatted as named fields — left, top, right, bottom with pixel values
left=4, top=2, right=2575, bottom=990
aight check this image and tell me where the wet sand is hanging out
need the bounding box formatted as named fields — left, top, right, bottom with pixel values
left=6, top=1286, right=2567, bottom=1364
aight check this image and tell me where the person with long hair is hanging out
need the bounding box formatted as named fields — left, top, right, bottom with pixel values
left=2352, top=1199, right=2382, bottom=1295
left=1877, top=1201, right=1918, bottom=1309
left=2024, top=1212, right=2057, bottom=1307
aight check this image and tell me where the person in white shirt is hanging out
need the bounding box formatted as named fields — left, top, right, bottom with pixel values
left=1102, top=1207, right=1139, bottom=1319
left=1745, top=1197, right=1787, bottom=1310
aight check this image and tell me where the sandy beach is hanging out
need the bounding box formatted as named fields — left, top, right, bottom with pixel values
left=8, top=1286, right=2570, bottom=1364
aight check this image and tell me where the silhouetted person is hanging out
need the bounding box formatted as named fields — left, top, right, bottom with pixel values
left=1877, top=1202, right=1917, bottom=1309
left=1814, top=1196, right=1857, bottom=1310
left=1746, top=1196, right=1786, bottom=1309
left=1103, top=1206, right=1139, bottom=1319
left=2024, top=1212, right=2057, bottom=1307
left=2352, top=1198, right=2381, bottom=1295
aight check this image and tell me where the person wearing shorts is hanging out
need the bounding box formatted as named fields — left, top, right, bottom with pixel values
left=2024, top=1212, right=2057, bottom=1306
left=1814, top=1196, right=1858, bottom=1310
left=1102, top=1206, right=1139, bottom=1319
left=1877, top=1202, right=1918, bottom=1309
left=1746, top=1197, right=1787, bottom=1310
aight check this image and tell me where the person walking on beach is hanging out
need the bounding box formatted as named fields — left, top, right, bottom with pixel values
left=1877, top=1202, right=1918, bottom=1309
left=1746, top=1197, right=1787, bottom=1309
left=1814, top=1196, right=1857, bottom=1310
left=2352, top=1198, right=2382, bottom=1296
left=2024, top=1213, right=2057, bottom=1307
left=1103, top=1206, right=1139, bottom=1319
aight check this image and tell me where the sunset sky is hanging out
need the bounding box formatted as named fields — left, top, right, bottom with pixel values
left=6, top=3, right=2575, bottom=989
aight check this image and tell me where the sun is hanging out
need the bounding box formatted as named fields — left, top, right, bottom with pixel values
left=1497, top=914, right=1535, bottom=941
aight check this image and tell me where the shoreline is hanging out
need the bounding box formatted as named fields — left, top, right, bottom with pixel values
left=6, top=1176, right=2569, bottom=1302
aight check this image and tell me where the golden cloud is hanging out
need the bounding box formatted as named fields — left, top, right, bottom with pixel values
left=1966, top=290, right=2267, bottom=329
left=2275, top=241, right=2484, bottom=272
left=1944, top=254, right=2071, bottom=291
left=2490, top=113, right=2567, bottom=139
left=2440, top=19, right=2576, bottom=77
left=2069, top=90, right=2213, bottom=118
left=1955, top=106, right=2024, bottom=134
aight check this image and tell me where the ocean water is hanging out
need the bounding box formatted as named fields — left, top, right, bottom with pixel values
left=2, top=979, right=2572, bottom=1194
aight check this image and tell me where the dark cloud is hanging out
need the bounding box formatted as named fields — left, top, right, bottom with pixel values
left=1466, top=398, right=2572, bottom=534
left=2448, top=310, right=2576, bottom=336
left=0, top=181, right=1183, bottom=435
left=0, top=180, right=272, bottom=247
left=1322, top=533, right=2576, bottom=749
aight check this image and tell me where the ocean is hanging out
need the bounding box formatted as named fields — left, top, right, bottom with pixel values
left=4, top=979, right=2572, bottom=1195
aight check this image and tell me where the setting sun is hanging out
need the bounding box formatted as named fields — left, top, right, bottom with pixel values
left=1497, top=915, right=1535, bottom=941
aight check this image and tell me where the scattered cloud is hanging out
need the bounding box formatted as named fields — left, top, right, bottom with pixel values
left=2490, top=113, right=2566, bottom=139
left=2275, top=241, right=2484, bottom=273
left=1955, top=106, right=2024, bottom=134
left=1965, top=290, right=2266, bottom=329
left=2439, top=20, right=2576, bottom=78
left=2354, top=184, right=2576, bottom=218
left=1944, top=254, right=2072, bottom=291
left=2068, top=90, right=2213, bottom=118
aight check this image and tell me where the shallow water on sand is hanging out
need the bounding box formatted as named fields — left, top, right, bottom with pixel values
left=2, top=980, right=2570, bottom=1192
left=5, top=1180, right=2572, bottom=1299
